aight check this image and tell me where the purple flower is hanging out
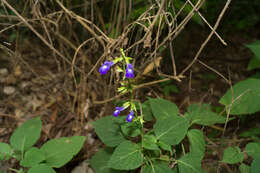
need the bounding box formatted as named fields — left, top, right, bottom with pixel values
left=99, top=61, right=114, bottom=75
left=125, top=64, right=134, bottom=78
left=126, top=110, right=134, bottom=122
left=113, top=107, right=124, bottom=117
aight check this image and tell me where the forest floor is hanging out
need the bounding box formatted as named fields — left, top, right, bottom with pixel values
left=0, top=25, right=260, bottom=173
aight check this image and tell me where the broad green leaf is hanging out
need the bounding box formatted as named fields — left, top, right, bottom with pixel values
left=245, top=40, right=260, bottom=60
left=185, top=104, right=226, bottom=126
left=221, top=146, right=244, bottom=164
left=178, top=153, right=204, bottom=173
left=121, top=122, right=141, bottom=137
left=40, top=136, right=85, bottom=168
left=154, top=116, right=189, bottom=145
left=251, top=154, right=260, bottom=173
left=93, top=116, right=127, bottom=147
left=143, top=134, right=159, bottom=151
left=108, top=141, right=143, bottom=170
left=141, top=162, right=172, bottom=173
left=157, top=141, right=173, bottom=156
left=0, top=142, right=12, bottom=160
left=10, top=117, right=42, bottom=151
left=239, top=163, right=250, bottom=173
left=142, top=100, right=154, bottom=121
left=149, top=98, right=179, bottom=119
left=248, top=56, right=260, bottom=70
left=187, top=129, right=205, bottom=160
left=20, top=147, right=45, bottom=167
left=27, top=164, right=55, bottom=173
left=245, top=142, right=260, bottom=159
left=220, top=78, right=260, bottom=115
left=89, top=148, right=125, bottom=173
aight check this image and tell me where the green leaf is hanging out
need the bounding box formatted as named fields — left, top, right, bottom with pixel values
left=141, top=162, right=172, bottom=173
left=178, top=153, right=204, bottom=173
left=245, top=40, right=260, bottom=60
left=40, top=136, right=85, bottom=168
left=154, top=116, right=189, bottom=145
left=240, top=128, right=260, bottom=137
left=93, top=116, right=127, bottom=147
left=185, top=104, right=227, bottom=126
left=187, top=129, right=205, bottom=160
left=142, top=100, right=154, bottom=121
left=108, top=141, right=143, bottom=170
left=157, top=140, right=173, bottom=156
left=221, top=146, right=244, bottom=164
left=251, top=154, right=260, bottom=173
left=27, top=164, right=55, bottom=173
left=220, top=78, right=260, bottom=115
left=0, top=142, right=12, bottom=160
left=142, top=134, right=159, bottom=151
left=239, top=163, right=250, bottom=173
left=89, top=148, right=125, bottom=173
left=20, top=147, right=45, bottom=167
left=163, top=85, right=179, bottom=96
left=149, top=98, right=179, bottom=119
left=121, top=122, right=141, bottom=137
left=18, top=168, right=25, bottom=173
left=10, top=117, right=42, bottom=151
left=248, top=56, right=260, bottom=70
left=245, top=142, right=260, bottom=159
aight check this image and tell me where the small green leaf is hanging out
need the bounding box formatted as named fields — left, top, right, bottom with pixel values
left=149, top=98, right=179, bottom=119
left=245, top=142, right=260, bottom=159
left=178, top=153, right=204, bottom=173
left=89, top=148, right=125, bottom=173
left=141, top=162, right=172, bottom=173
left=251, top=154, right=260, bottom=173
left=157, top=141, right=173, bottom=155
left=10, top=117, right=42, bottom=151
left=245, top=40, right=260, bottom=60
left=185, top=104, right=227, bottom=126
left=240, top=127, right=260, bottom=137
left=27, top=164, right=55, bottom=173
left=187, top=129, right=205, bottom=160
left=121, top=122, right=141, bottom=137
left=108, top=141, right=143, bottom=170
left=162, top=85, right=179, bottom=96
left=248, top=56, right=260, bottom=70
left=40, top=136, right=85, bottom=168
left=221, top=146, right=244, bottom=164
left=93, top=116, right=127, bottom=147
left=20, top=147, right=45, bottom=167
left=18, top=168, right=25, bottom=173
left=0, top=142, right=12, bottom=160
left=239, top=163, right=250, bottom=173
left=154, top=116, right=189, bottom=145
left=118, top=87, right=126, bottom=92
left=143, top=134, right=159, bottom=151
left=220, top=78, right=260, bottom=115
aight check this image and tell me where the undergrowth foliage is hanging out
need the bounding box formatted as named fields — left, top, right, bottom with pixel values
left=90, top=52, right=260, bottom=172
left=0, top=117, right=86, bottom=173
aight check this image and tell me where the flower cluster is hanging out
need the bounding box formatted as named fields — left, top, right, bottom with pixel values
left=99, top=50, right=135, bottom=122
